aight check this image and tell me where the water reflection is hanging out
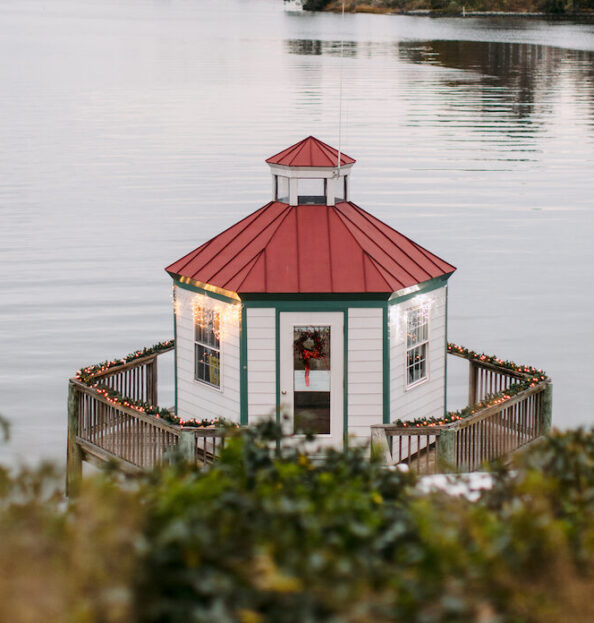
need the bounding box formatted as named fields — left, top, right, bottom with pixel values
left=286, top=39, right=358, bottom=57
left=287, top=36, right=594, bottom=134
left=399, top=40, right=594, bottom=137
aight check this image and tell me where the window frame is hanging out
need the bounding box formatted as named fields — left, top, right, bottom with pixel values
left=194, top=305, right=222, bottom=390
left=405, top=305, right=429, bottom=389
left=275, top=175, right=289, bottom=203
left=297, top=177, right=327, bottom=205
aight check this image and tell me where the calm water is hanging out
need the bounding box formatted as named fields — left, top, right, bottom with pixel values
left=1, top=0, right=593, bottom=466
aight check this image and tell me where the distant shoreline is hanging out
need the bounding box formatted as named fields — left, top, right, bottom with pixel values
left=403, top=11, right=594, bottom=19
left=307, top=3, right=594, bottom=20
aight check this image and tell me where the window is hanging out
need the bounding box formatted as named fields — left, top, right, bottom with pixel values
left=194, top=306, right=221, bottom=388
left=406, top=306, right=429, bottom=386
left=276, top=176, right=289, bottom=203
left=335, top=175, right=348, bottom=202
left=297, top=178, right=326, bottom=205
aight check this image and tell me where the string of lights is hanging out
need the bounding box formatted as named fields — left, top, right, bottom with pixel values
left=74, top=339, right=235, bottom=428
left=392, top=343, right=548, bottom=428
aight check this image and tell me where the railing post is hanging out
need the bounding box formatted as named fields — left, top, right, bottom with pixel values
left=177, top=429, right=197, bottom=463
left=436, top=427, right=457, bottom=473
left=468, top=361, right=478, bottom=405
left=542, top=382, right=553, bottom=434
left=66, top=382, right=83, bottom=497
left=148, top=358, right=158, bottom=406
left=370, top=426, right=393, bottom=465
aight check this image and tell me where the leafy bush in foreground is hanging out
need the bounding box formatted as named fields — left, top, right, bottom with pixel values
left=1, top=425, right=594, bottom=622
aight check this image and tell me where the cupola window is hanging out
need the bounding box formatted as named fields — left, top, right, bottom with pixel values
left=298, top=178, right=326, bottom=205
left=275, top=176, right=289, bottom=203
left=335, top=175, right=348, bottom=203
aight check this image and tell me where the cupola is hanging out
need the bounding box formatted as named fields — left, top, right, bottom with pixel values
left=265, top=136, right=356, bottom=206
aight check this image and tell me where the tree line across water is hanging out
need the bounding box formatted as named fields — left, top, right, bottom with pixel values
left=1, top=419, right=594, bottom=622
left=303, top=0, right=594, bottom=15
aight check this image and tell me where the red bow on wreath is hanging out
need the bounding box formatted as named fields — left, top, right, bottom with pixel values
left=294, top=330, right=327, bottom=387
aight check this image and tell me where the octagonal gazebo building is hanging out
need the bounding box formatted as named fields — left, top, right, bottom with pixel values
left=166, top=137, right=456, bottom=448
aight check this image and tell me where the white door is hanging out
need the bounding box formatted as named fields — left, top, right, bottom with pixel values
left=279, top=312, right=344, bottom=449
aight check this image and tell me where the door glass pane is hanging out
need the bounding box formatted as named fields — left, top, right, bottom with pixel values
left=293, top=326, right=330, bottom=434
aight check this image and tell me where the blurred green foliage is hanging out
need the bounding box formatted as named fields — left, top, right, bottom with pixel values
left=1, top=425, right=593, bottom=622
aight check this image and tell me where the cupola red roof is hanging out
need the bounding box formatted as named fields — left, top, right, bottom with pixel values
left=166, top=202, right=455, bottom=296
left=266, top=136, right=356, bottom=168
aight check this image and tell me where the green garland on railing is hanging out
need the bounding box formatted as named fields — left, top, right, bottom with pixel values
left=76, top=339, right=175, bottom=385
left=392, top=343, right=548, bottom=429
left=74, top=339, right=237, bottom=429
left=446, top=343, right=547, bottom=378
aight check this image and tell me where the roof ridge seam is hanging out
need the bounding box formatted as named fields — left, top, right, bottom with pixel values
left=201, top=204, right=291, bottom=284
left=334, top=205, right=422, bottom=284
left=348, top=203, right=435, bottom=276
left=171, top=202, right=275, bottom=276
left=233, top=205, right=296, bottom=291
left=350, top=202, right=454, bottom=274
left=232, top=250, right=265, bottom=293
left=409, top=239, right=454, bottom=273
left=364, top=252, right=403, bottom=290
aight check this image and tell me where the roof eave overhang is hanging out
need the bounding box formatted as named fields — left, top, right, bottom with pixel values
left=168, top=273, right=241, bottom=302
left=239, top=291, right=393, bottom=302
left=388, top=273, right=455, bottom=305
left=267, top=163, right=355, bottom=177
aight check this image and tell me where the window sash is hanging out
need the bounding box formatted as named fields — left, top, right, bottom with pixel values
left=406, top=307, right=429, bottom=386
left=194, top=308, right=220, bottom=349
left=195, top=344, right=220, bottom=387
left=194, top=306, right=221, bottom=388
left=407, top=344, right=427, bottom=386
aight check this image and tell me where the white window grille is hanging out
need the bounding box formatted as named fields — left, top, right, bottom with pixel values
left=194, top=306, right=221, bottom=388
left=406, top=306, right=429, bottom=387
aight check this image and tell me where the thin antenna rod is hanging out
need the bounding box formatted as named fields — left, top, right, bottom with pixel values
left=337, top=0, right=345, bottom=174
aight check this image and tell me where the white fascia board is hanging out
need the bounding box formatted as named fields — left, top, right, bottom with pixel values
left=268, top=163, right=354, bottom=179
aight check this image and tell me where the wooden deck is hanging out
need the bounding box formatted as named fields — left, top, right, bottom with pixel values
left=67, top=341, right=552, bottom=493
left=66, top=344, right=229, bottom=494
left=372, top=348, right=552, bottom=474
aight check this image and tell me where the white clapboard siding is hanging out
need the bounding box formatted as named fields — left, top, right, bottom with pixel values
left=247, top=307, right=276, bottom=422
left=174, top=285, right=241, bottom=422
left=389, top=286, right=447, bottom=423
left=348, top=307, right=384, bottom=442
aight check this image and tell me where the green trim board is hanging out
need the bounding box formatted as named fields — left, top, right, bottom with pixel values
left=174, top=273, right=452, bottom=307
left=173, top=288, right=179, bottom=416
left=240, top=308, right=248, bottom=425
left=272, top=307, right=349, bottom=446
left=275, top=308, right=281, bottom=427
left=241, top=299, right=391, bottom=446
left=241, top=292, right=391, bottom=302
left=382, top=304, right=390, bottom=424
left=244, top=299, right=386, bottom=310
left=444, top=284, right=449, bottom=417
left=238, top=281, right=451, bottom=436
left=343, top=310, right=349, bottom=446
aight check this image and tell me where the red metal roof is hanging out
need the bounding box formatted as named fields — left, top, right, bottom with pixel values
left=166, top=202, right=455, bottom=295
left=266, top=136, right=356, bottom=168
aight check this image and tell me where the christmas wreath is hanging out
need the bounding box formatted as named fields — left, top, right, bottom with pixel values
left=294, top=329, right=328, bottom=386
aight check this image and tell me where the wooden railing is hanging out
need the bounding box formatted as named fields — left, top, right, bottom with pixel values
left=70, top=379, right=180, bottom=472
left=91, top=352, right=160, bottom=404
left=371, top=349, right=552, bottom=474
left=66, top=344, right=230, bottom=495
